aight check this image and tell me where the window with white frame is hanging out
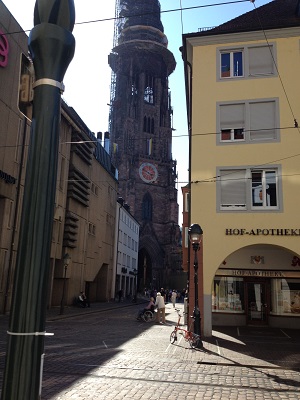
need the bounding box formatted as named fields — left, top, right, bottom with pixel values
left=251, top=170, right=278, bottom=208
left=219, top=103, right=245, bottom=142
left=218, top=99, right=278, bottom=144
left=218, top=167, right=280, bottom=211
left=219, top=169, right=247, bottom=209
left=184, top=192, right=190, bottom=212
left=220, top=50, right=243, bottom=78
left=219, top=44, right=275, bottom=79
left=184, top=227, right=189, bottom=248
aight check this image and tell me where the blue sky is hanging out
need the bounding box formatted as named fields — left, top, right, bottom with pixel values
left=2, top=0, right=272, bottom=221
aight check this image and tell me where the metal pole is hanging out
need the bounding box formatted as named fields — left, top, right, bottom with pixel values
left=133, top=270, right=137, bottom=302
left=1, top=1, right=75, bottom=399
left=193, top=242, right=201, bottom=336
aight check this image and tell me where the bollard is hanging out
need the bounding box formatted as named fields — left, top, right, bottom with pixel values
left=184, top=297, right=188, bottom=325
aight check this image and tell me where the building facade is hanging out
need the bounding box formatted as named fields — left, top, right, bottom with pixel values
left=112, top=197, right=140, bottom=300
left=182, top=0, right=300, bottom=336
left=0, top=2, right=118, bottom=311
left=108, top=0, right=181, bottom=290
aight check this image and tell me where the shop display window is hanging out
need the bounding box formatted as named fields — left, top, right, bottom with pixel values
left=271, top=279, right=300, bottom=316
left=212, top=277, right=244, bottom=312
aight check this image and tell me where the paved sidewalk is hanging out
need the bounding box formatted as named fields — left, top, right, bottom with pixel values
left=35, top=299, right=300, bottom=373
left=0, top=300, right=299, bottom=399
left=46, top=297, right=148, bottom=321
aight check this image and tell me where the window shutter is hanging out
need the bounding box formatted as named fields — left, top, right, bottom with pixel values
left=249, top=46, right=274, bottom=75
left=250, top=101, right=276, bottom=140
left=220, top=169, right=246, bottom=208
left=220, top=103, right=245, bottom=130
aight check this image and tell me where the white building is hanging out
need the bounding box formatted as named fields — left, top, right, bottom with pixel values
left=112, top=198, right=140, bottom=300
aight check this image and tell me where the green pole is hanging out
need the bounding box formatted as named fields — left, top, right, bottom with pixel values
left=1, top=1, right=75, bottom=399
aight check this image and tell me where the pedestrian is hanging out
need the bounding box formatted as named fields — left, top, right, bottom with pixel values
left=171, top=290, right=177, bottom=308
left=160, top=288, right=166, bottom=302
left=155, top=292, right=166, bottom=324
left=78, top=291, right=87, bottom=308
left=181, top=288, right=187, bottom=302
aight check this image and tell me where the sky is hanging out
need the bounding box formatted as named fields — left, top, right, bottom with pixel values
left=2, top=0, right=272, bottom=223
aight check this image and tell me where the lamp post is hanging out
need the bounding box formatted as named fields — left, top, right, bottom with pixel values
left=1, top=2, right=75, bottom=399
left=133, top=268, right=138, bottom=302
left=59, top=253, right=71, bottom=315
left=188, top=223, right=203, bottom=340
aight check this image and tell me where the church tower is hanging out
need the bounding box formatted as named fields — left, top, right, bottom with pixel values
left=108, top=0, right=180, bottom=289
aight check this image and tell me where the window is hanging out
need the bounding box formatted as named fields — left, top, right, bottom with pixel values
left=184, top=227, right=189, bottom=248
left=212, top=277, right=244, bottom=312
left=184, top=192, right=190, bottom=212
left=142, top=193, right=152, bottom=221
left=144, top=74, right=154, bottom=104
left=218, top=99, right=278, bottom=144
left=271, top=279, right=300, bottom=316
left=218, top=167, right=280, bottom=211
left=248, top=45, right=274, bottom=76
left=219, top=44, right=275, bottom=80
left=88, top=222, right=96, bottom=235
left=220, top=103, right=245, bottom=142
left=220, top=169, right=247, bottom=209
left=249, top=101, right=276, bottom=141
left=221, top=50, right=243, bottom=78
left=251, top=170, right=278, bottom=208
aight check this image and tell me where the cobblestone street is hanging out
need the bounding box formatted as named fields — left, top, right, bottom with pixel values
left=0, top=301, right=299, bottom=399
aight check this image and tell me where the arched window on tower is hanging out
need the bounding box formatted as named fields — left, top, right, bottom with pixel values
left=144, top=74, right=154, bottom=104
left=142, top=193, right=152, bottom=221
left=143, top=116, right=153, bottom=133
left=151, top=118, right=155, bottom=134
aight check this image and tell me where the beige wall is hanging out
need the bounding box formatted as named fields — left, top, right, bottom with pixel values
left=187, top=28, right=300, bottom=335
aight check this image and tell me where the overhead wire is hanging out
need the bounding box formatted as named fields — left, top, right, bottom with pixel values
left=188, top=0, right=300, bottom=186
left=2, top=0, right=253, bottom=36
left=0, top=123, right=299, bottom=149
left=2, top=0, right=300, bottom=187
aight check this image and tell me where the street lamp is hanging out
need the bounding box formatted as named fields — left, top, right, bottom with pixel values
left=59, top=253, right=71, bottom=315
left=133, top=268, right=138, bottom=302
left=188, top=224, right=203, bottom=340
left=1, top=2, right=75, bottom=398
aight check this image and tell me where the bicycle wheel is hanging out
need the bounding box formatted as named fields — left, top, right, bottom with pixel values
left=170, top=330, right=177, bottom=344
left=190, top=333, right=202, bottom=349
left=143, top=310, right=154, bottom=322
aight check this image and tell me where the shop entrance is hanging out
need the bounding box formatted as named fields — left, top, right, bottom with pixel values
left=246, top=280, right=269, bottom=325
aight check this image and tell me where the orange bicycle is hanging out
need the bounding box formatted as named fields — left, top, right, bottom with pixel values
left=170, top=308, right=202, bottom=348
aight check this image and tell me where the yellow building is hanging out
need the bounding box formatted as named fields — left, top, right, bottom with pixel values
left=182, top=0, right=300, bottom=336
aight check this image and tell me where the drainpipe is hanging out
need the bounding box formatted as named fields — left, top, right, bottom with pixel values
left=180, top=40, right=193, bottom=327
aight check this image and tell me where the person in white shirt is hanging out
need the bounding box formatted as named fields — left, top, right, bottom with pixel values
left=171, top=290, right=177, bottom=308
left=155, top=292, right=166, bottom=324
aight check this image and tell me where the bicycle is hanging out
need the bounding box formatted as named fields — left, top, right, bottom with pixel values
left=170, top=308, right=203, bottom=348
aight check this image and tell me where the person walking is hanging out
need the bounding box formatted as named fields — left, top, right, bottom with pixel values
left=171, top=290, right=177, bottom=308
left=155, top=292, right=166, bottom=324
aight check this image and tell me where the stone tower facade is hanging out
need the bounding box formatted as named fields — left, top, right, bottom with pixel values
left=108, top=0, right=180, bottom=289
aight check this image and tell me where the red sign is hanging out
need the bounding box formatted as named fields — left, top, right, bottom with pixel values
left=0, top=30, right=9, bottom=67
